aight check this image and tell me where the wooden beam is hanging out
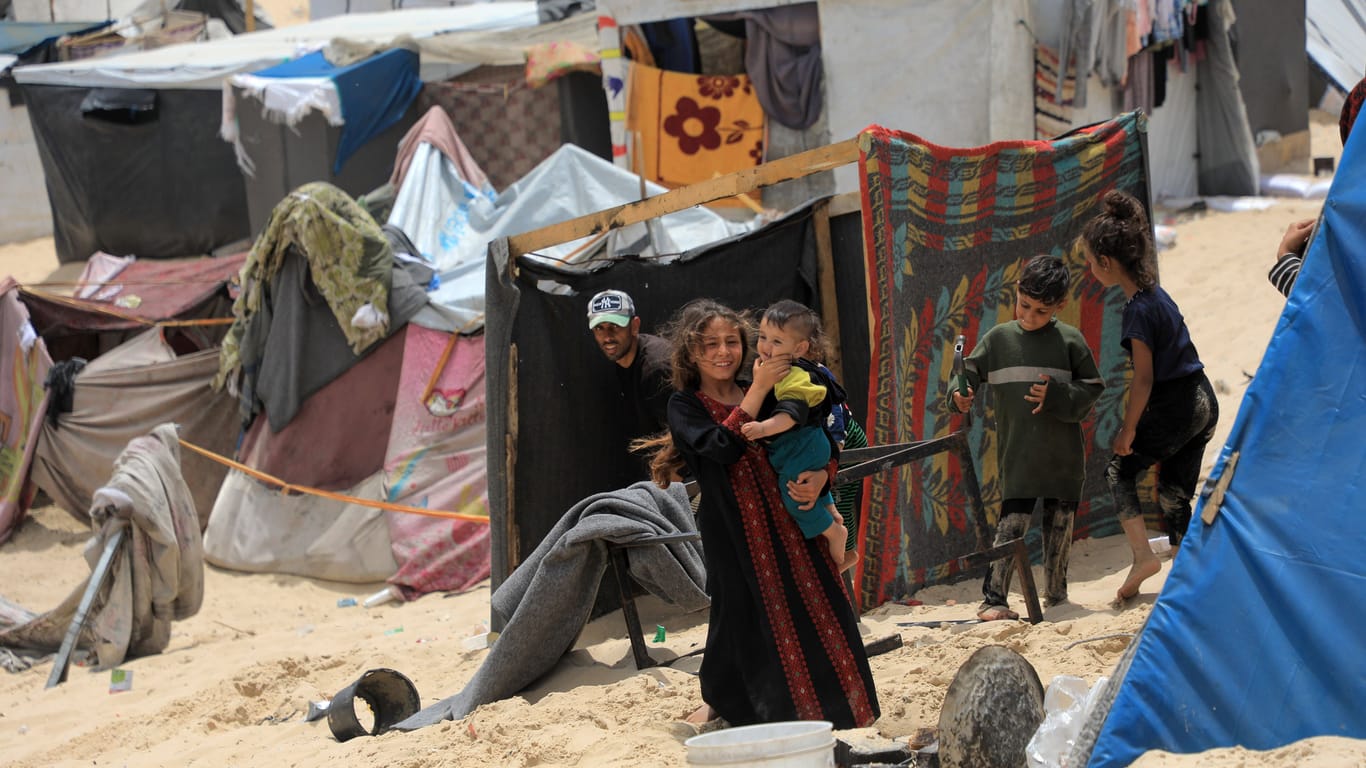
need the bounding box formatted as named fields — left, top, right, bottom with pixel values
left=506, top=138, right=860, bottom=259
left=827, top=190, right=863, bottom=218
left=813, top=198, right=843, bottom=385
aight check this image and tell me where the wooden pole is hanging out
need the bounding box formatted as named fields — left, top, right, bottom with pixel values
left=506, top=138, right=860, bottom=259
left=244, top=0, right=256, bottom=32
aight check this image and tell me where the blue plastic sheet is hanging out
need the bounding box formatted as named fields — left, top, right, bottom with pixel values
left=1089, top=112, right=1366, bottom=767
left=251, top=48, right=421, bottom=174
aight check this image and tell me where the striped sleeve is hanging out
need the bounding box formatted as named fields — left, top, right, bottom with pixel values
left=1268, top=254, right=1302, bottom=297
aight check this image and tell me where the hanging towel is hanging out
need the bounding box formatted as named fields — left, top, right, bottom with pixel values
left=626, top=61, right=765, bottom=202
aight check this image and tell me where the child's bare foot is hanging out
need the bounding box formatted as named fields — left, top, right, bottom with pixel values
left=822, top=518, right=848, bottom=568
left=977, top=605, right=1019, bottom=621
left=839, top=550, right=860, bottom=574
left=1113, top=557, right=1161, bottom=604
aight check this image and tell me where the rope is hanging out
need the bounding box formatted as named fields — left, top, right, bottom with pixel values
left=420, top=331, right=459, bottom=408
left=176, top=438, right=489, bottom=524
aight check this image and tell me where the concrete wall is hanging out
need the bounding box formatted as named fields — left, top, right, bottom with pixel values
left=0, top=96, right=53, bottom=243
left=821, top=0, right=1035, bottom=194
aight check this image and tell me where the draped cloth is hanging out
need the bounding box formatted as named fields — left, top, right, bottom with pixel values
left=626, top=61, right=765, bottom=204
left=855, top=111, right=1152, bottom=611
left=0, top=424, right=203, bottom=672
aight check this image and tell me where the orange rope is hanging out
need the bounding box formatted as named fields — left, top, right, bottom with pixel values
left=177, top=438, right=489, bottom=524
left=420, top=331, right=459, bottom=407
left=20, top=287, right=235, bottom=327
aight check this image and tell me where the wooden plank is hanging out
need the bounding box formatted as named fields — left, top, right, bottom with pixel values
left=827, top=190, right=863, bottom=218
left=812, top=198, right=843, bottom=385
left=506, top=139, right=861, bottom=258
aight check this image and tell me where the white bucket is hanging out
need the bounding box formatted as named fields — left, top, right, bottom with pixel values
left=685, top=721, right=835, bottom=767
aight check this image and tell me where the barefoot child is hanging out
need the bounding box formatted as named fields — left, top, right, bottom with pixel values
left=740, top=300, right=857, bottom=571
left=1080, top=190, right=1219, bottom=604
left=949, top=255, right=1104, bottom=620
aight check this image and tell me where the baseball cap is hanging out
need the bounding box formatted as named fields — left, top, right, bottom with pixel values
left=587, top=289, right=636, bottom=329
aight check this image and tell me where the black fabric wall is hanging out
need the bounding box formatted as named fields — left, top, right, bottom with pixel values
left=23, top=84, right=249, bottom=263
left=486, top=206, right=829, bottom=588
left=828, top=209, right=869, bottom=426
left=1231, top=0, right=1308, bottom=139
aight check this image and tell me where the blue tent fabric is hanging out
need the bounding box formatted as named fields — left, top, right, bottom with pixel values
left=251, top=48, right=421, bottom=174
left=0, top=21, right=110, bottom=56
left=1088, top=120, right=1366, bottom=767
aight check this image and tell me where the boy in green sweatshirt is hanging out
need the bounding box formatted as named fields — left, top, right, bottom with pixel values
left=949, top=255, right=1104, bottom=620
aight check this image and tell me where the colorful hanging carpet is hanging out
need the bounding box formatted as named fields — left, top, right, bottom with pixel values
left=855, top=111, right=1153, bottom=611
left=625, top=61, right=765, bottom=205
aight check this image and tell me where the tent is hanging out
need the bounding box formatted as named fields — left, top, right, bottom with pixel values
left=1075, top=94, right=1366, bottom=768
left=0, top=253, right=242, bottom=544
left=10, top=4, right=540, bottom=263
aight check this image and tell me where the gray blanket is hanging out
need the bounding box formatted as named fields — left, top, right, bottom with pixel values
left=394, top=480, right=706, bottom=731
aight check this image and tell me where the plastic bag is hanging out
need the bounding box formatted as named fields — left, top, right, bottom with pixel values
left=1025, top=674, right=1109, bottom=768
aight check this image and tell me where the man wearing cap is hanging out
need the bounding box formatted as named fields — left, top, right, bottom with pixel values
left=588, top=290, right=673, bottom=474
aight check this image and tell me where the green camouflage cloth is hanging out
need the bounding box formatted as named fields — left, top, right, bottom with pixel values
left=216, top=182, right=392, bottom=391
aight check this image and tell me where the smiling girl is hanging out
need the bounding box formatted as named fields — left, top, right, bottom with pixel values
left=647, top=299, right=879, bottom=732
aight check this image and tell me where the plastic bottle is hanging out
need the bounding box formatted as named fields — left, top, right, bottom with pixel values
left=363, top=585, right=401, bottom=608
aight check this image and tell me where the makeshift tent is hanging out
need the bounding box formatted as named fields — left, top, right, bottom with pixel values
left=7, top=255, right=242, bottom=536
left=11, top=4, right=540, bottom=263
left=486, top=197, right=853, bottom=584
left=1076, top=90, right=1366, bottom=768
left=225, top=47, right=425, bottom=237
left=0, top=278, right=52, bottom=545
left=202, top=183, right=491, bottom=596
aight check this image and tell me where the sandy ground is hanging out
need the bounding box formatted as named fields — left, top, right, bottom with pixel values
left=1, top=117, right=1361, bottom=767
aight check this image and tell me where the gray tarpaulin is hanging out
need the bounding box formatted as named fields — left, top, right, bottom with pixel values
left=1197, top=0, right=1260, bottom=195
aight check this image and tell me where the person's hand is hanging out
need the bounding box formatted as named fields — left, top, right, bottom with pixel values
left=740, top=421, right=766, bottom=441
left=1025, top=375, right=1050, bottom=414
left=1112, top=426, right=1136, bottom=456
left=786, top=469, right=825, bottom=511
left=751, top=354, right=791, bottom=391
left=951, top=387, right=975, bottom=413
left=1277, top=218, right=1316, bottom=259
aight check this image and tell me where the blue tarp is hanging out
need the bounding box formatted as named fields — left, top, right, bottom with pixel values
left=251, top=48, right=421, bottom=174
left=1088, top=110, right=1366, bottom=767
left=0, top=21, right=110, bottom=57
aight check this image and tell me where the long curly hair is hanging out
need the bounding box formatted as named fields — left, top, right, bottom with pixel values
left=1080, top=189, right=1158, bottom=291
left=631, top=299, right=754, bottom=488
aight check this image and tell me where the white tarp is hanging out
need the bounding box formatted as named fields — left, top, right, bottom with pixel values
left=12, top=3, right=538, bottom=89
left=397, top=142, right=754, bottom=332
left=1308, top=0, right=1366, bottom=91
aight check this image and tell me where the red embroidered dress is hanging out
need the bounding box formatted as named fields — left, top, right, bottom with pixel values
left=669, top=388, right=879, bottom=728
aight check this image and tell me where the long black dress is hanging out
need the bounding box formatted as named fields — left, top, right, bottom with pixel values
left=669, top=388, right=879, bottom=728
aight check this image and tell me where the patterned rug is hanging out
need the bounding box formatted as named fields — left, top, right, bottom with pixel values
left=854, top=111, right=1153, bottom=611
